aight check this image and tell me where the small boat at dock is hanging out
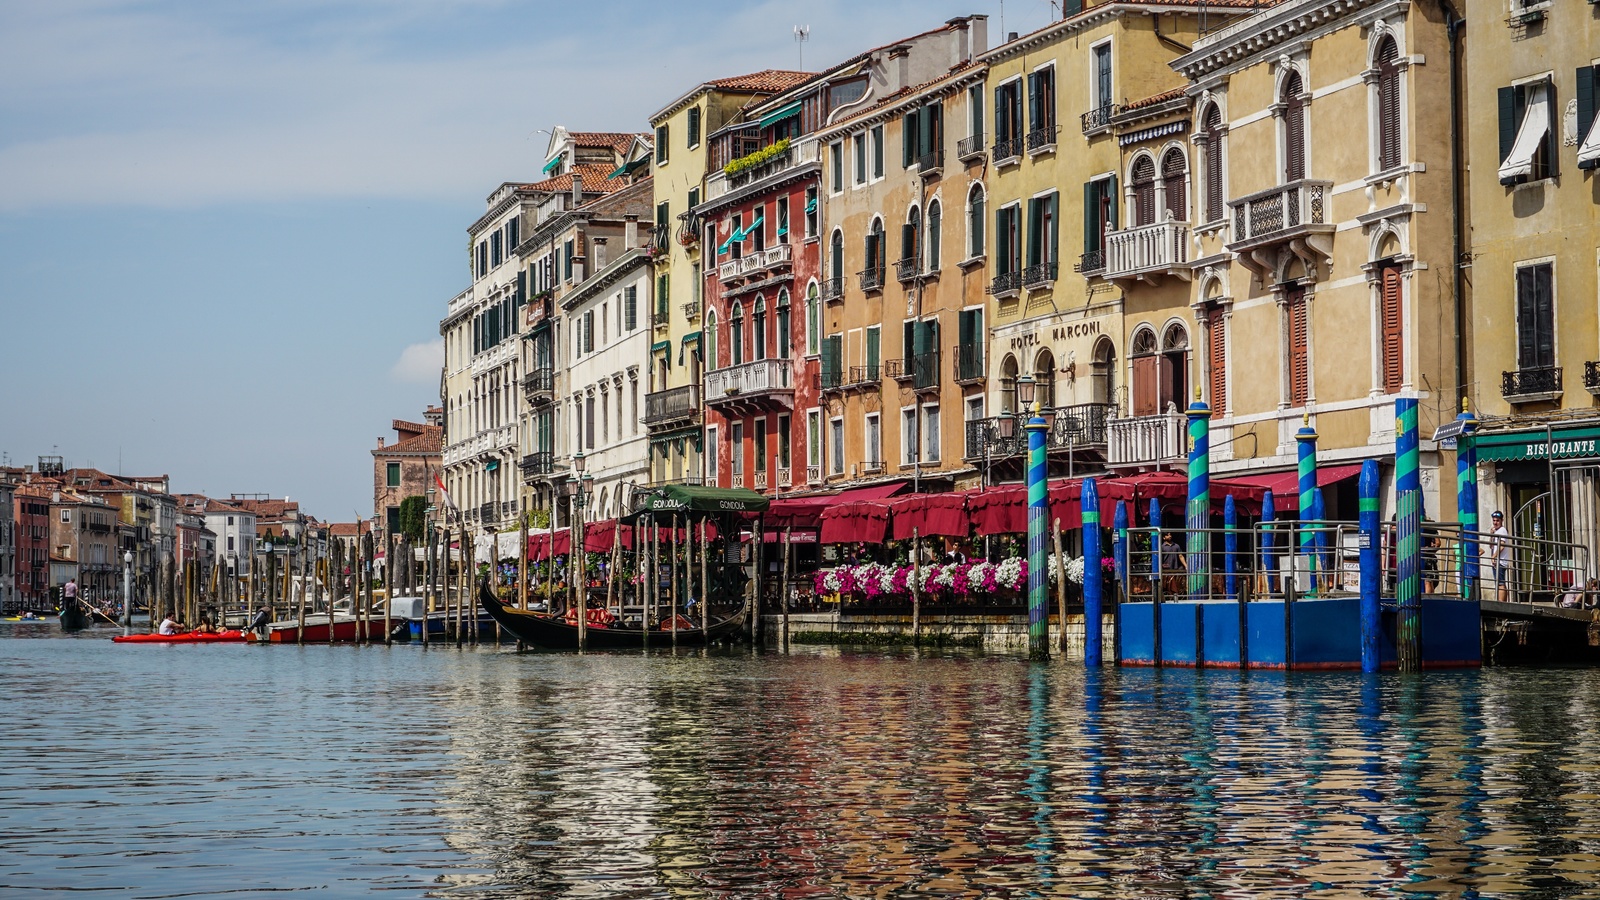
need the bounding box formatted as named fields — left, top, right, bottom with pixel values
left=113, top=630, right=246, bottom=644
left=246, top=613, right=388, bottom=643
left=478, top=579, right=747, bottom=650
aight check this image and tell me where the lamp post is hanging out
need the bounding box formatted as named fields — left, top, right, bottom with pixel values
left=1017, top=374, right=1050, bottom=660
left=122, top=551, right=133, bottom=635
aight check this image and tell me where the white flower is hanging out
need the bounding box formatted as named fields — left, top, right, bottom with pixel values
left=1066, top=556, right=1086, bottom=585
left=822, top=570, right=843, bottom=592
left=996, top=557, right=1025, bottom=590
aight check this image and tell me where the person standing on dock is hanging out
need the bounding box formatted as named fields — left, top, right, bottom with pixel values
left=1486, top=511, right=1512, bottom=603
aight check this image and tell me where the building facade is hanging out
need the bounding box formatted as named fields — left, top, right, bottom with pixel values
left=0, top=481, right=13, bottom=612
left=372, top=407, right=443, bottom=541
left=47, top=488, right=119, bottom=602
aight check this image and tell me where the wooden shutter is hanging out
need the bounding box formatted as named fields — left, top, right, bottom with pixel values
left=1208, top=307, right=1227, bottom=414
left=1047, top=192, right=1060, bottom=263
left=1105, top=174, right=1118, bottom=232
left=867, top=327, right=880, bottom=371
left=1498, top=85, right=1517, bottom=166
left=1027, top=72, right=1041, bottom=132
left=925, top=103, right=941, bottom=156
left=903, top=111, right=918, bottom=167
left=902, top=222, right=917, bottom=263
left=998, top=207, right=1013, bottom=274
left=1132, top=156, right=1156, bottom=226
left=1533, top=264, right=1554, bottom=368
left=1287, top=288, right=1309, bottom=406
left=1162, top=151, right=1186, bottom=221
left=1543, top=79, right=1558, bottom=180
left=823, top=336, right=842, bottom=381
left=958, top=309, right=974, bottom=351
left=1579, top=67, right=1598, bottom=156
left=1064, top=0, right=1083, bottom=14
left=904, top=320, right=917, bottom=368
left=1284, top=74, right=1306, bottom=182
left=1377, top=38, right=1401, bottom=171
left=1132, top=355, right=1160, bottom=416
left=1083, top=181, right=1099, bottom=254
left=1204, top=107, right=1224, bottom=222
left=1515, top=266, right=1537, bottom=369
left=994, top=86, right=1008, bottom=141
left=1026, top=198, right=1041, bottom=266
left=1380, top=266, right=1403, bottom=393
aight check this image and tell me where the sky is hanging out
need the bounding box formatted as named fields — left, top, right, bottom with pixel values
left=0, top=0, right=1057, bottom=523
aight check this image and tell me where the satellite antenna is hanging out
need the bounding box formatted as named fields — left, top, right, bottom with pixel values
left=794, top=25, right=810, bottom=70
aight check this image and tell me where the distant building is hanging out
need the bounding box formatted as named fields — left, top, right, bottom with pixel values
left=372, top=407, right=443, bottom=541
left=45, top=487, right=120, bottom=602
left=12, top=481, right=50, bottom=607
left=177, top=494, right=255, bottom=582
left=0, top=480, right=14, bottom=612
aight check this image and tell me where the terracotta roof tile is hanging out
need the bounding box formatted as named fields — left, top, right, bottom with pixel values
left=569, top=132, right=647, bottom=155
left=520, top=164, right=630, bottom=195
left=382, top=424, right=443, bottom=455
left=706, top=69, right=815, bottom=93
left=1122, top=87, right=1186, bottom=111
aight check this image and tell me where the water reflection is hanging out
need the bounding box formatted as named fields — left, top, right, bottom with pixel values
left=6, top=633, right=1600, bottom=897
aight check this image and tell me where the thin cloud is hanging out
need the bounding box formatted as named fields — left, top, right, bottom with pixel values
left=390, top=340, right=443, bottom=385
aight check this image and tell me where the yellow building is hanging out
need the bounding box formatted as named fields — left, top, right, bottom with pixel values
left=644, top=71, right=813, bottom=488
left=1463, top=0, right=1600, bottom=545
left=1157, top=0, right=1462, bottom=518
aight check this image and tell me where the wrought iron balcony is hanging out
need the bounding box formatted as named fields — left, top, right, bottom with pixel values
left=896, top=257, right=921, bottom=283
left=884, top=358, right=912, bottom=383
left=859, top=265, right=885, bottom=292
left=956, top=344, right=985, bottom=383
left=644, top=384, right=702, bottom=427
left=992, top=136, right=1023, bottom=163
left=1105, top=219, right=1191, bottom=282
left=817, top=368, right=844, bottom=391
left=1074, top=250, right=1105, bottom=275
left=1226, top=179, right=1335, bottom=280
left=1026, top=124, right=1059, bottom=152
left=956, top=133, right=985, bottom=161
left=913, top=350, right=940, bottom=391
left=522, top=367, right=555, bottom=402
left=520, top=452, right=555, bottom=477
left=917, top=147, right=943, bottom=176
left=1107, top=411, right=1187, bottom=468
left=478, top=502, right=499, bottom=525
left=987, top=270, right=1022, bottom=297
left=964, top=404, right=1112, bottom=461
left=705, top=358, right=794, bottom=412
left=1081, top=104, right=1118, bottom=133
left=1586, top=361, right=1600, bottom=396
left=1022, top=261, right=1059, bottom=289
left=848, top=364, right=880, bottom=388
left=1502, top=366, right=1563, bottom=402
left=820, top=276, right=845, bottom=302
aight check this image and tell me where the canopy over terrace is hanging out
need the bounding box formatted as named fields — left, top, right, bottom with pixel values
left=765, top=481, right=908, bottom=531
left=579, top=518, right=721, bottom=553
left=623, top=484, right=770, bottom=522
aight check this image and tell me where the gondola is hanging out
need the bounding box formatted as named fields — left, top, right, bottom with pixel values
left=478, top=579, right=747, bottom=650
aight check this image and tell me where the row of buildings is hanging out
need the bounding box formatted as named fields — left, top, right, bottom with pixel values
left=437, top=0, right=1600, bottom=560
left=0, top=459, right=326, bottom=612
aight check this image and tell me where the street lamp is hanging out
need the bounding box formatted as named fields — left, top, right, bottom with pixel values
left=1015, top=373, right=1037, bottom=412
left=122, top=551, right=133, bottom=634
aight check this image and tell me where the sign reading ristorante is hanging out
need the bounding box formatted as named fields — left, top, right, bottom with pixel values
left=1474, top=424, right=1600, bottom=462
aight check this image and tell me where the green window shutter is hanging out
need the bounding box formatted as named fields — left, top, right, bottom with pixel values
left=903, top=111, right=918, bottom=167
left=994, top=86, right=1007, bottom=141
left=996, top=208, right=1011, bottom=274
left=1578, top=67, right=1597, bottom=147
left=922, top=103, right=938, bottom=158
left=1084, top=181, right=1098, bottom=254
left=867, top=327, right=880, bottom=371
left=958, top=309, right=974, bottom=348
left=1498, top=85, right=1517, bottom=165
left=1027, top=72, right=1041, bottom=131
left=625, top=285, right=637, bottom=330
left=1545, top=78, right=1558, bottom=179
left=902, top=222, right=916, bottom=262
left=1048, top=192, right=1060, bottom=264
left=904, top=320, right=916, bottom=367
left=1064, top=0, right=1082, bottom=13
left=1026, top=198, right=1041, bottom=267
left=1105, top=175, right=1118, bottom=232
left=821, top=335, right=841, bottom=380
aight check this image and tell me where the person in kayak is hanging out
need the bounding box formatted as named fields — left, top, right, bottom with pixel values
left=158, top=614, right=184, bottom=635
left=192, top=615, right=218, bottom=634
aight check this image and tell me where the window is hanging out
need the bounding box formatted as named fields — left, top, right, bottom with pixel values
left=994, top=80, right=1023, bottom=152
left=60, top=510, right=70, bottom=523
left=901, top=207, right=920, bottom=267
left=778, top=414, right=791, bottom=469
left=583, top=310, right=594, bottom=353
left=830, top=418, right=845, bottom=475
left=1083, top=176, right=1117, bottom=258
left=830, top=141, right=844, bottom=193
left=808, top=410, right=822, bottom=476
left=1027, top=65, right=1056, bottom=135
left=687, top=187, right=699, bottom=211
left=1374, top=37, right=1402, bottom=172
left=1579, top=66, right=1600, bottom=170
left=731, top=422, right=744, bottom=475
left=871, top=125, right=884, bottom=178
left=751, top=202, right=767, bottom=252
left=227, top=536, right=235, bottom=552
left=804, top=186, right=818, bottom=237
left=957, top=308, right=984, bottom=380
left=866, top=414, right=881, bottom=465
left=585, top=395, right=596, bottom=450
left=1091, top=42, right=1113, bottom=113
left=227, top=516, right=234, bottom=526
left=506, top=216, right=518, bottom=251
left=387, top=507, right=401, bottom=535
left=730, top=213, right=743, bottom=260
left=687, top=107, right=701, bottom=148
left=491, top=231, right=502, bottom=268
left=927, top=200, right=941, bottom=271
left=624, top=285, right=637, bottom=331
left=477, top=241, right=488, bottom=278
left=968, top=185, right=985, bottom=259
left=777, top=289, right=792, bottom=353
left=1379, top=265, right=1403, bottom=393
left=903, top=108, right=920, bottom=168
left=656, top=273, right=669, bottom=322
left=968, top=84, right=984, bottom=143
left=821, top=334, right=842, bottom=388
left=755, top=419, right=768, bottom=473
left=806, top=283, right=820, bottom=355
left=1498, top=78, right=1557, bottom=185
left=1162, top=149, right=1188, bottom=222
left=1515, top=263, right=1555, bottom=371
left=1286, top=286, right=1310, bottom=407
left=1131, top=155, right=1157, bottom=226
left=753, top=297, right=768, bottom=360
left=995, top=204, right=1021, bottom=275
left=854, top=134, right=867, bottom=184
left=655, top=124, right=668, bottom=163
left=1282, top=71, right=1307, bottom=183
left=564, top=239, right=574, bottom=281
left=1206, top=305, right=1227, bottom=413
left=830, top=229, right=844, bottom=283
left=387, top=462, right=401, bottom=488
left=923, top=404, right=941, bottom=463
left=731, top=302, right=744, bottom=364
left=1026, top=192, right=1059, bottom=268
left=1199, top=105, right=1225, bottom=223
left=705, top=309, right=718, bottom=368
left=902, top=408, right=918, bottom=465
left=776, top=196, right=789, bottom=239
left=707, top=425, right=719, bottom=482
left=865, top=219, right=885, bottom=280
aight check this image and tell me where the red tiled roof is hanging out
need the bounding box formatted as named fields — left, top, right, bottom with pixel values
left=706, top=69, right=815, bottom=93
left=520, top=164, right=630, bottom=195
left=1122, top=87, right=1186, bottom=111
left=328, top=522, right=362, bottom=538
left=569, top=132, right=647, bottom=155
left=381, top=425, right=443, bottom=455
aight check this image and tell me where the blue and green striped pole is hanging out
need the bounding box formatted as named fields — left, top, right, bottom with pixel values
left=1359, top=459, right=1382, bottom=672
left=1456, top=401, right=1479, bottom=600
left=1296, top=417, right=1318, bottom=595
left=1395, top=395, right=1422, bottom=670
left=1083, top=478, right=1103, bottom=667
left=1187, top=398, right=1212, bottom=598
left=1027, top=407, right=1051, bottom=661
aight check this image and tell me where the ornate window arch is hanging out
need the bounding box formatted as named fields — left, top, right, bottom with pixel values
left=1033, top=348, right=1056, bottom=410
left=776, top=287, right=792, bottom=354
left=829, top=228, right=845, bottom=283
left=903, top=204, right=921, bottom=265
left=966, top=183, right=986, bottom=259
left=1129, top=152, right=1158, bottom=226
left=753, top=295, right=768, bottom=361
left=705, top=308, right=718, bottom=369
left=1197, top=102, right=1226, bottom=223
left=1280, top=69, right=1308, bottom=183
left=1372, top=34, right=1403, bottom=173
left=805, top=280, right=820, bottom=355
left=730, top=301, right=745, bottom=365
left=1161, top=147, right=1188, bottom=221
left=926, top=199, right=942, bottom=271
left=1000, top=353, right=1020, bottom=413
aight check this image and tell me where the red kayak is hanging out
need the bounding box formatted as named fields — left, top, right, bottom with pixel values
left=113, top=630, right=246, bottom=644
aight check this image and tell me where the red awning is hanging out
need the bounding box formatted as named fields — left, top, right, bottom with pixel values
left=819, top=500, right=892, bottom=544
left=527, top=529, right=571, bottom=561
left=1048, top=478, right=1134, bottom=529
left=1220, top=463, right=1365, bottom=500
left=766, top=481, right=908, bottom=528
left=970, top=485, right=1028, bottom=536
left=1116, top=471, right=1267, bottom=515
left=889, top=492, right=971, bottom=540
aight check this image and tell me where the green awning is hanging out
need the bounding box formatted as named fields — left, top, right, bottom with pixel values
left=757, top=101, right=803, bottom=130
left=651, top=340, right=671, bottom=354
left=629, top=484, right=770, bottom=518
left=805, top=198, right=817, bottom=213
left=542, top=154, right=562, bottom=175
left=682, top=331, right=702, bottom=346
left=732, top=214, right=763, bottom=241
left=1474, top=425, right=1600, bottom=462
left=607, top=162, right=628, bottom=180
left=608, top=157, right=648, bottom=180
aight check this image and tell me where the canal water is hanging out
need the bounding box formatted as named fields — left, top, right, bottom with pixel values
left=5, top=625, right=1600, bottom=898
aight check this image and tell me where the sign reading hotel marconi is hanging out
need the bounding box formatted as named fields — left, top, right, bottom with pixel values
left=1474, top=425, right=1600, bottom=462
left=1005, top=320, right=1103, bottom=352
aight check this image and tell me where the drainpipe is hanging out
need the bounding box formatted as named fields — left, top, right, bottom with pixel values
left=1442, top=1, right=1467, bottom=408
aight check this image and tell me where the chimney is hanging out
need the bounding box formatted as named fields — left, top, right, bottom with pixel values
left=948, top=17, right=970, bottom=64
left=970, top=15, right=989, bottom=56
left=593, top=237, right=608, bottom=269
left=1008, top=31, right=1018, bottom=43
left=377, top=437, right=385, bottom=449
left=890, top=46, right=910, bottom=90
left=572, top=172, right=583, bottom=207
left=624, top=215, right=639, bottom=250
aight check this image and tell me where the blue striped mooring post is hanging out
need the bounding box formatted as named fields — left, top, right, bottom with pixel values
left=1186, top=398, right=1211, bottom=597
left=1083, top=478, right=1103, bottom=667
left=1113, top=500, right=1129, bottom=592
left=1312, top=487, right=1328, bottom=589
left=1224, top=495, right=1238, bottom=599
left=1456, top=400, right=1479, bottom=600
left=1261, top=491, right=1278, bottom=596
left=1359, top=459, right=1382, bottom=672
left=1026, top=406, right=1051, bottom=661
left=1296, top=416, right=1318, bottom=596
left=1395, top=395, right=1423, bottom=670
left=1149, top=497, right=1163, bottom=587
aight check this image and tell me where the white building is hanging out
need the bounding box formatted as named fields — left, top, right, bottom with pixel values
left=178, top=495, right=255, bottom=579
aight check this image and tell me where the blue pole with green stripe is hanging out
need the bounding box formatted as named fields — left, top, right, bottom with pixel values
left=1456, top=401, right=1479, bottom=600
left=1261, top=491, right=1278, bottom=596
left=1026, top=409, right=1050, bottom=661
left=1083, top=478, right=1103, bottom=667
left=1187, top=399, right=1212, bottom=598
left=1296, top=417, right=1318, bottom=596
left=1395, top=395, right=1423, bottom=671
left=1113, top=500, right=1129, bottom=589
left=1359, top=459, right=1382, bottom=672
left=1224, top=495, right=1238, bottom=599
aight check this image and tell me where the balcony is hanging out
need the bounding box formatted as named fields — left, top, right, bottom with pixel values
left=520, top=452, right=555, bottom=478
left=1586, top=361, right=1600, bottom=396
left=987, top=270, right=1022, bottom=298
left=1107, top=411, right=1187, bottom=469
left=859, top=265, right=886, bottom=293
left=479, top=502, right=499, bottom=526
left=992, top=136, right=1023, bottom=164
left=705, top=140, right=819, bottom=201
left=913, top=350, right=940, bottom=391
left=522, top=367, right=555, bottom=403
left=731, top=473, right=744, bottom=488
left=956, top=344, right=985, bottom=383
left=676, top=212, right=703, bottom=247
left=760, top=242, right=793, bottom=270
left=1081, top=104, right=1118, bottom=133
left=1105, top=219, right=1192, bottom=283
left=820, top=276, right=845, bottom=302
left=1022, top=261, right=1058, bottom=290
left=917, top=147, right=943, bottom=177
left=653, top=307, right=670, bottom=327
left=1503, top=366, right=1563, bottom=403
left=718, top=245, right=792, bottom=284
left=956, top=133, right=985, bottom=161
left=963, top=404, right=1112, bottom=460
left=847, top=364, right=880, bottom=388
left=885, top=358, right=912, bottom=383
left=645, top=384, right=702, bottom=428
left=705, top=358, right=794, bottom=414
left=727, top=147, right=793, bottom=190
left=1226, top=179, right=1335, bottom=281
left=754, top=471, right=769, bottom=490
left=1026, top=124, right=1059, bottom=153
left=1074, top=250, right=1105, bottom=275
left=818, top=368, right=844, bottom=392
left=896, top=257, right=921, bottom=283
left=806, top=465, right=822, bottom=484
left=777, top=467, right=792, bottom=488
left=682, top=300, right=700, bottom=321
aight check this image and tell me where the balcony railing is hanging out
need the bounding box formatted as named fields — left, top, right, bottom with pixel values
left=885, top=358, right=912, bottom=382
left=1026, top=123, right=1059, bottom=152
left=731, top=473, right=744, bottom=488
left=1107, top=411, right=1187, bottom=468
left=520, top=452, right=555, bottom=477
left=718, top=259, right=742, bottom=282
left=987, top=270, right=1022, bottom=296
left=644, top=384, right=702, bottom=426
left=1227, top=179, right=1334, bottom=248
left=1502, top=366, right=1563, bottom=401
left=1022, top=261, right=1059, bottom=289
left=848, top=364, right=880, bottom=387
left=963, top=404, right=1114, bottom=461
left=754, top=471, right=768, bottom=490
left=1075, top=250, right=1105, bottom=275
left=760, top=242, right=793, bottom=269
left=896, top=257, right=921, bottom=283
left=862, top=461, right=886, bottom=477
left=1105, top=219, right=1191, bottom=280
left=806, top=465, right=822, bottom=484
left=705, top=358, right=794, bottom=408
left=727, top=147, right=793, bottom=189
left=957, top=344, right=984, bottom=383
left=522, top=367, right=555, bottom=398
left=992, top=136, right=1023, bottom=162
left=913, top=350, right=940, bottom=390
left=956, top=133, right=985, bottom=160
left=917, top=148, right=944, bottom=175
left=479, top=502, right=499, bottom=525
left=682, top=300, right=700, bottom=320
left=1586, top=361, right=1600, bottom=395
left=859, top=265, right=886, bottom=292
left=818, top=368, right=844, bottom=391
left=653, top=308, right=670, bottom=327
left=777, top=467, right=792, bottom=488
left=820, top=276, right=845, bottom=302
left=1081, top=104, right=1118, bottom=132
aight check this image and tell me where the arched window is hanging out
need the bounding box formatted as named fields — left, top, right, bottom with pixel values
left=1375, top=37, right=1401, bottom=172
left=1130, top=327, right=1160, bottom=416
left=1033, top=349, right=1056, bottom=411
left=926, top=200, right=942, bottom=271
left=805, top=283, right=820, bottom=355
left=829, top=229, right=844, bottom=284
left=1282, top=72, right=1306, bottom=183
left=1200, top=105, right=1224, bottom=223
left=1161, top=148, right=1187, bottom=222
left=1091, top=338, right=1117, bottom=408
left=865, top=218, right=885, bottom=281
left=1130, top=155, right=1157, bottom=227
left=967, top=184, right=985, bottom=259
left=753, top=296, right=768, bottom=361
left=1162, top=324, right=1189, bottom=412
left=776, top=288, right=792, bottom=354
left=730, top=302, right=745, bottom=365
left=902, top=206, right=921, bottom=266
left=1000, top=354, right=1020, bottom=414
left=705, top=309, right=718, bottom=369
